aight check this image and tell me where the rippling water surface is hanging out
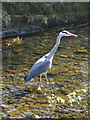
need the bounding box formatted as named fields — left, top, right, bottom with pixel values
left=1, top=24, right=89, bottom=119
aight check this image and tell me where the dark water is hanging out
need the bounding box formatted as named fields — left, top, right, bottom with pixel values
left=1, top=24, right=89, bottom=119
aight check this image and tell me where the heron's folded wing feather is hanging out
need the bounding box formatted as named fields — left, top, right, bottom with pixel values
left=28, top=59, right=50, bottom=78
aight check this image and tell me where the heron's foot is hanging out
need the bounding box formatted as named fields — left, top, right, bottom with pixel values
left=38, top=86, right=42, bottom=91
left=46, top=81, right=49, bottom=85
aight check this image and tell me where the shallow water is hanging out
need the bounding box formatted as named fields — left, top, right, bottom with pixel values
left=1, top=24, right=89, bottom=119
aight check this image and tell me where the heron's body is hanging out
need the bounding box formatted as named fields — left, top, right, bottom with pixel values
left=25, top=54, right=50, bottom=81
left=24, top=30, right=77, bottom=83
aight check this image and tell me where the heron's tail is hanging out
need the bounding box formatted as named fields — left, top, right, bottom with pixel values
left=24, top=75, right=32, bottom=82
left=24, top=75, right=28, bottom=81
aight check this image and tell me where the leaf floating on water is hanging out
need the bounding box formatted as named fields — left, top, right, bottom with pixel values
left=35, top=115, right=40, bottom=118
left=60, top=54, right=68, bottom=58
left=39, top=43, right=46, bottom=47
left=3, top=37, right=23, bottom=48
left=13, top=48, right=24, bottom=52
left=77, top=96, right=82, bottom=101
left=81, top=89, right=87, bottom=93
left=75, top=49, right=89, bottom=54
left=57, top=97, right=65, bottom=104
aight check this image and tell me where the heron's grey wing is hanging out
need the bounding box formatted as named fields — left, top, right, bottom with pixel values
left=25, top=59, right=50, bottom=81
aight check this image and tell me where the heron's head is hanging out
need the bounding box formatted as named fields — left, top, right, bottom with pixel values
left=60, top=30, right=77, bottom=37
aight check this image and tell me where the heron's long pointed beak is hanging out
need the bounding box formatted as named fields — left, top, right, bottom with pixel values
left=69, top=33, right=78, bottom=37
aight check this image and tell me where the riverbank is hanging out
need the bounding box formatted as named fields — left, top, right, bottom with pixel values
left=2, top=2, right=88, bottom=38
left=2, top=22, right=89, bottom=39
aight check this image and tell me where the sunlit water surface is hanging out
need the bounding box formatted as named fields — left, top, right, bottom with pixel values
left=1, top=25, right=89, bottom=119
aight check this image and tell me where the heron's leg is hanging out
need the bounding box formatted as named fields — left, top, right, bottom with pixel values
left=40, top=74, right=42, bottom=84
left=40, top=74, right=42, bottom=86
left=45, top=72, right=49, bottom=84
left=38, top=74, right=42, bottom=91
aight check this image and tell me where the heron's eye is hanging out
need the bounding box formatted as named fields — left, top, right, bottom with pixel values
left=62, top=32, right=67, bottom=34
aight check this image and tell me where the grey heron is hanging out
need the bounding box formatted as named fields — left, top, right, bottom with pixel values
left=24, top=30, right=77, bottom=87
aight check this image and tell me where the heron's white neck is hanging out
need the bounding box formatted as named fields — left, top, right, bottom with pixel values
left=48, top=34, right=63, bottom=58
